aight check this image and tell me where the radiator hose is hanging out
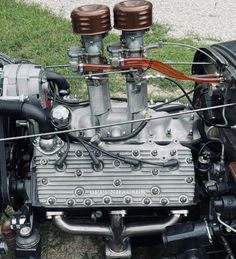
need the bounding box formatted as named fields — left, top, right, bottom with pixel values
left=0, top=100, right=53, bottom=138
left=45, top=70, right=70, bottom=95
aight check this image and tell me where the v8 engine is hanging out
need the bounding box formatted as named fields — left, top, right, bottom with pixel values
left=1, top=1, right=236, bottom=259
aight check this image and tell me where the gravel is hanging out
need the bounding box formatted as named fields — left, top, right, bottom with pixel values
left=24, top=0, right=236, bottom=41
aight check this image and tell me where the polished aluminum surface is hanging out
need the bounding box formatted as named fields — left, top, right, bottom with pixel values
left=33, top=104, right=196, bottom=208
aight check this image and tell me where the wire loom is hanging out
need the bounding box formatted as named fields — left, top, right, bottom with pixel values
left=82, top=58, right=224, bottom=83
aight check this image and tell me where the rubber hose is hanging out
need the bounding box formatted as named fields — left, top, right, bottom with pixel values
left=0, top=100, right=53, bottom=137
left=45, top=70, right=70, bottom=94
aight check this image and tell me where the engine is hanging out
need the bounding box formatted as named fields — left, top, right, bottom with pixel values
left=1, top=1, right=236, bottom=259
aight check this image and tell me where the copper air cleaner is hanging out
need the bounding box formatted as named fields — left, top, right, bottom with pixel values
left=114, top=0, right=153, bottom=31
left=71, top=5, right=111, bottom=35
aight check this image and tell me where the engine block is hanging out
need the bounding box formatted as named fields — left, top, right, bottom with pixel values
left=33, top=114, right=196, bottom=208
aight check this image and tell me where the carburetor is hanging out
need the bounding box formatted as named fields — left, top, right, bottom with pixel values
left=70, top=0, right=153, bottom=126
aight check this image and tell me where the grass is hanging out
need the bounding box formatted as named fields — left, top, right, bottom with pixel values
left=0, top=0, right=212, bottom=258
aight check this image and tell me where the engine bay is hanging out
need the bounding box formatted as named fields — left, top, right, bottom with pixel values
left=1, top=1, right=236, bottom=258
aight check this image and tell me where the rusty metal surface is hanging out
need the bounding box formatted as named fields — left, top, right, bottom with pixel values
left=71, top=5, right=111, bottom=35
left=114, top=0, right=152, bottom=31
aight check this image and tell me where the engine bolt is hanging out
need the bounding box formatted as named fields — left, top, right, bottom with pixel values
left=75, top=169, right=82, bottom=177
left=151, top=187, right=160, bottom=195
left=40, top=158, right=48, bottom=165
left=48, top=197, right=56, bottom=205
left=75, top=150, right=82, bottom=157
left=180, top=196, right=187, bottom=203
left=144, top=198, right=151, bottom=205
left=152, top=169, right=159, bottom=175
left=186, top=177, right=194, bottom=183
left=161, top=198, right=168, bottom=206
left=57, top=139, right=63, bottom=146
left=114, top=179, right=122, bottom=187
left=75, top=188, right=83, bottom=196
left=42, top=178, right=48, bottom=185
left=151, top=150, right=158, bottom=157
left=20, top=226, right=31, bottom=237
left=186, top=157, right=193, bottom=164
left=114, top=160, right=121, bottom=167
left=170, top=150, right=176, bottom=156
left=67, top=199, right=75, bottom=206
left=94, top=150, right=101, bottom=157
left=132, top=150, right=139, bottom=157
left=124, top=196, right=132, bottom=204
left=166, top=128, right=171, bottom=136
left=104, top=197, right=111, bottom=204
left=85, top=199, right=92, bottom=206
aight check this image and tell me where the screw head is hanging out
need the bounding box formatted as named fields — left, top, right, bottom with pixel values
left=144, top=198, right=151, bottom=205
left=85, top=199, right=92, bottom=206
left=132, top=150, right=139, bottom=157
left=114, top=179, right=122, bottom=187
left=152, top=169, right=159, bottom=175
left=40, top=158, right=48, bottom=165
left=75, top=150, right=82, bottom=157
left=166, top=128, right=171, bottom=136
left=124, top=196, right=132, bottom=204
left=76, top=169, right=82, bottom=177
left=151, top=187, right=160, bottom=195
left=186, top=177, right=194, bottom=183
left=104, top=197, right=111, bottom=204
left=94, top=150, right=101, bottom=157
left=57, top=151, right=63, bottom=158
left=151, top=150, right=158, bottom=157
left=48, top=197, right=56, bottom=205
left=114, top=160, right=121, bottom=167
left=75, top=188, right=83, bottom=196
left=186, top=157, right=193, bottom=164
left=67, top=199, right=75, bottom=206
left=57, top=139, right=63, bottom=146
left=42, top=178, right=48, bottom=185
left=180, top=196, right=187, bottom=203
left=161, top=198, right=168, bottom=206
